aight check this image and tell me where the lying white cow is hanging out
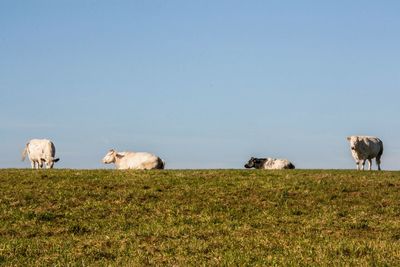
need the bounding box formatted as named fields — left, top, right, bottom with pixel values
left=244, top=157, right=295, bottom=170
left=347, top=136, right=383, bottom=171
left=22, top=139, right=60, bottom=169
left=102, top=149, right=165, bottom=170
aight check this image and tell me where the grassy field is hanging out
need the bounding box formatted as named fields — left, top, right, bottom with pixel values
left=1, top=169, right=400, bottom=266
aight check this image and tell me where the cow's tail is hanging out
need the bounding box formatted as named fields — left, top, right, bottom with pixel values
left=287, top=163, right=295, bottom=169
left=157, top=158, right=165, bottom=169
left=377, top=142, right=384, bottom=159
left=21, top=143, right=29, bottom=161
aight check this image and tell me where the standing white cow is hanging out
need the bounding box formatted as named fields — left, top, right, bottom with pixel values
left=347, top=136, right=383, bottom=171
left=22, top=139, right=60, bottom=169
left=244, top=157, right=295, bottom=170
left=102, top=149, right=165, bottom=170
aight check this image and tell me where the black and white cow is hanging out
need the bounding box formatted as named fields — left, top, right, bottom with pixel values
left=244, top=157, right=295, bottom=170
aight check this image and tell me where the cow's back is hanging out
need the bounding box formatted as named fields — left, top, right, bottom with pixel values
left=119, top=152, right=160, bottom=170
left=357, top=136, right=383, bottom=159
left=263, top=158, right=294, bottom=170
left=27, top=139, right=48, bottom=159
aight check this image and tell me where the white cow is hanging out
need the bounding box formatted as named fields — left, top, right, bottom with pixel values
left=22, top=139, right=60, bottom=169
left=102, top=149, right=165, bottom=170
left=347, top=136, right=383, bottom=171
left=244, top=157, right=295, bottom=170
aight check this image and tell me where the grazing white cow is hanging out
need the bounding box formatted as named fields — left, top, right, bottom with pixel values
left=22, top=139, right=60, bottom=169
left=244, top=157, right=295, bottom=170
left=102, top=149, right=165, bottom=170
left=347, top=136, right=383, bottom=171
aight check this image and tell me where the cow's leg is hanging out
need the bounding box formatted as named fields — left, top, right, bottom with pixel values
left=31, top=160, right=35, bottom=169
left=38, top=159, right=44, bottom=169
left=376, top=156, right=382, bottom=171
left=368, top=159, right=372, bottom=171
left=356, top=161, right=360, bottom=170
left=361, top=159, right=366, bottom=171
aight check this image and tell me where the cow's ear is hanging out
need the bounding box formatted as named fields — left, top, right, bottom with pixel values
left=346, top=136, right=351, bottom=141
left=53, top=158, right=60, bottom=162
left=116, top=153, right=124, bottom=158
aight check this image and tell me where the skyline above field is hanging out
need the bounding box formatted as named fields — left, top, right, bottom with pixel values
left=1, top=1, right=399, bottom=169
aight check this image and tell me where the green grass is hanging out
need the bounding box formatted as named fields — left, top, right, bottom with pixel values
left=1, top=169, right=400, bottom=266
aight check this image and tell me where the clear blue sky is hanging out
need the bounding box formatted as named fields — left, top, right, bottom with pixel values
left=1, top=1, right=399, bottom=169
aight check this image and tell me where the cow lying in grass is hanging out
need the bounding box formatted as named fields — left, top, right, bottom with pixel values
left=244, top=157, right=295, bottom=170
left=102, top=149, right=165, bottom=170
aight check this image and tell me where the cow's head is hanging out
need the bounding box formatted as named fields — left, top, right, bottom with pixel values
left=102, top=149, right=117, bottom=164
left=347, top=136, right=359, bottom=151
left=244, top=157, right=257, bottom=168
left=41, top=157, right=60, bottom=169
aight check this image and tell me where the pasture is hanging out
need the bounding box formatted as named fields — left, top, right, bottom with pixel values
left=1, top=169, right=400, bottom=265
